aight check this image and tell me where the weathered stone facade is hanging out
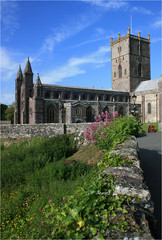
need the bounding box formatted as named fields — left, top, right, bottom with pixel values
left=135, top=76, right=162, bottom=123
left=14, top=60, right=137, bottom=124
left=14, top=29, right=161, bottom=126
left=111, top=29, right=150, bottom=92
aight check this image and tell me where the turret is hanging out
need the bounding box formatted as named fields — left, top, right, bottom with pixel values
left=23, top=57, right=34, bottom=88
left=21, top=57, right=34, bottom=124
left=14, top=65, right=23, bottom=124
left=24, top=57, right=33, bottom=75
left=34, top=73, right=42, bottom=98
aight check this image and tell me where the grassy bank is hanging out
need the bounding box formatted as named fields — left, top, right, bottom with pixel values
left=1, top=115, right=142, bottom=239
left=1, top=135, right=97, bottom=239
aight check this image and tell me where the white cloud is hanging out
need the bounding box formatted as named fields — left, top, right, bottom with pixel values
left=0, top=47, right=19, bottom=81
left=1, top=1, right=20, bottom=41
left=0, top=93, right=15, bottom=105
left=41, top=13, right=97, bottom=53
left=151, top=37, right=162, bottom=43
left=131, top=6, right=153, bottom=15
left=152, top=19, right=162, bottom=28
left=41, top=45, right=110, bottom=84
left=81, top=0, right=128, bottom=10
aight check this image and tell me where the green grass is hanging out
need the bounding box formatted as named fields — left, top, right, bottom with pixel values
left=141, top=122, right=158, bottom=133
left=1, top=135, right=99, bottom=239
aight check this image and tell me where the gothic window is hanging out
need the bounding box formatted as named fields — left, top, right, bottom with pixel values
left=118, top=65, right=122, bottom=78
left=116, top=59, right=117, bottom=63
left=47, top=105, right=55, bottom=123
left=123, top=57, right=124, bottom=60
left=103, top=106, right=109, bottom=113
left=73, top=93, right=79, bottom=100
left=64, top=92, right=70, bottom=100
left=124, top=69, right=127, bottom=75
left=99, top=95, right=103, bottom=101
left=119, top=106, right=124, bottom=116
left=86, top=106, right=93, bottom=122
left=119, top=96, right=123, bottom=102
left=105, top=95, right=110, bottom=101
left=54, top=92, right=59, bottom=99
left=89, top=94, right=95, bottom=101
left=118, top=46, right=122, bottom=52
left=114, top=72, right=116, bottom=78
left=82, top=94, right=87, bottom=100
left=76, top=107, right=82, bottom=116
left=45, top=91, right=50, bottom=98
left=138, top=63, right=141, bottom=77
left=148, top=103, right=151, bottom=114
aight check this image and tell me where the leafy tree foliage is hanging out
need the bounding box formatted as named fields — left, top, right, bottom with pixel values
left=1, top=103, right=8, bottom=120
left=5, top=102, right=14, bottom=123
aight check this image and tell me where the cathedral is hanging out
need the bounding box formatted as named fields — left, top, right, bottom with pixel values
left=14, top=29, right=162, bottom=125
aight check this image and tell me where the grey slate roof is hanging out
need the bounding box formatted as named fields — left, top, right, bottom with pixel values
left=135, top=78, right=159, bottom=92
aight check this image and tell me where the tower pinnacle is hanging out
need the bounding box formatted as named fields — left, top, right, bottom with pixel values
left=34, top=73, right=42, bottom=87
left=16, top=64, right=23, bottom=80
left=24, top=57, right=33, bottom=74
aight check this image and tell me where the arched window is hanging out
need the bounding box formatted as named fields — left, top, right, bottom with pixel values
left=138, top=63, right=141, bottom=77
left=76, top=107, right=82, bottom=116
left=118, top=65, right=122, bottom=78
left=86, top=106, right=93, bottom=122
left=48, top=105, right=55, bottom=123
left=45, top=91, right=50, bottom=99
left=119, top=106, right=124, bottom=116
left=114, top=72, right=116, bottom=78
left=124, top=69, right=127, bottom=75
left=148, top=103, right=151, bottom=114
left=103, top=106, right=109, bottom=113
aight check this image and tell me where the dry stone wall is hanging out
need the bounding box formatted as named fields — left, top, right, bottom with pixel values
left=103, top=136, right=155, bottom=239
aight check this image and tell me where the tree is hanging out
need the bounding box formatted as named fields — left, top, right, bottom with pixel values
left=5, top=102, right=14, bottom=123
left=0, top=104, right=8, bottom=120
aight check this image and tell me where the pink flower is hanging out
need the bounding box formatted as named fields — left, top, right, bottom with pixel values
left=39, top=207, right=42, bottom=210
left=63, top=197, right=66, bottom=201
left=99, top=137, right=101, bottom=140
left=34, top=213, right=36, bottom=216
left=48, top=200, right=52, bottom=203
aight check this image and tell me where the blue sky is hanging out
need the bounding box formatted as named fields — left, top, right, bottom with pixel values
left=1, top=0, right=161, bottom=105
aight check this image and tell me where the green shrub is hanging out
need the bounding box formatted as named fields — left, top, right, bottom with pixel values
left=95, top=116, right=142, bottom=151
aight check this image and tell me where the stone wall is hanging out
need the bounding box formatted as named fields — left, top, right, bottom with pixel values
left=0, top=123, right=91, bottom=139
left=0, top=123, right=65, bottom=139
left=104, top=136, right=155, bottom=239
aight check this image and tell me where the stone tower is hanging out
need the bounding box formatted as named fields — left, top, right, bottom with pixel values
left=20, top=57, right=34, bottom=124
left=111, top=28, right=151, bottom=92
left=31, top=73, right=44, bottom=124
left=14, top=65, right=23, bottom=124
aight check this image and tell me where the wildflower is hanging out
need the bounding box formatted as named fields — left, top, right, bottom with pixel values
left=48, top=200, right=52, bottom=203
left=39, top=207, right=42, bottom=210
left=33, top=213, right=36, bottom=216
left=63, top=197, right=66, bottom=201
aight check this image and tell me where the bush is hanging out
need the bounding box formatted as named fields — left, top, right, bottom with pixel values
left=84, top=112, right=142, bottom=151
left=95, top=115, right=142, bottom=151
